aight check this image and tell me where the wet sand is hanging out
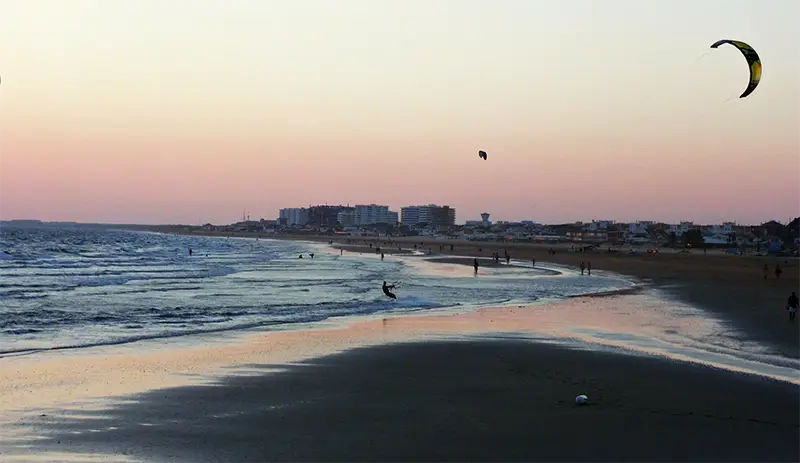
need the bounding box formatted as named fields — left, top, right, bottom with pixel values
left=3, top=290, right=799, bottom=462
left=14, top=339, right=799, bottom=462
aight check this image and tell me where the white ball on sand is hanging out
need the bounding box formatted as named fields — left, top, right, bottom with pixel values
left=575, top=394, right=588, bottom=405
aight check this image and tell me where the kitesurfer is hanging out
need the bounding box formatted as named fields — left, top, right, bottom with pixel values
left=382, top=281, right=396, bottom=299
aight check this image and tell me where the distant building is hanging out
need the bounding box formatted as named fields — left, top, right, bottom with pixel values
left=401, top=204, right=456, bottom=227
left=628, top=221, right=650, bottom=235
left=401, top=207, right=420, bottom=225
left=337, top=210, right=356, bottom=227
left=307, top=205, right=347, bottom=227
left=710, top=222, right=736, bottom=235
left=352, top=204, right=398, bottom=225
left=466, top=212, right=492, bottom=228
left=669, top=221, right=694, bottom=236
left=278, top=208, right=309, bottom=227
left=587, top=220, right=615, bottom=231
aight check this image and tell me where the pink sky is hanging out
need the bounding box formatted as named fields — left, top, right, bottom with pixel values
left=1, top=0, right=798, bottom=225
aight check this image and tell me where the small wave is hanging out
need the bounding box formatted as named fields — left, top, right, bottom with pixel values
left=3, top=328, right=42, bottom=335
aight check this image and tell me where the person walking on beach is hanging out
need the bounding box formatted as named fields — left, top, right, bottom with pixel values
left=382, top=281, right=397, bottom=300
left=532, top=257, right=536, bottom=267
left=587, top=261, right=592, bottom=276
left=763, top=264, right=769, bottom=280
left=774, top=264, right=782, bottom=280
left=580, top=262, right=586, bottom=275
left=188, top=247, right=193, bottom=256
left=473, top=258, right=479, bottom=275
left=381, top=252, right=385, bottom=261
left=787, top=292, right=798, bottom=323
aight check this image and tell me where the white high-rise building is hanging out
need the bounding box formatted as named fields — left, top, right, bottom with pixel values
left=400, top=204, right=456, bottom=227
left=337, top=210, right=356, bottom=227
left=400, top=207, right=420, bottom=225
left=352, top=204, right=398, bottom=225
left=278, top=208, right=309, bottom=226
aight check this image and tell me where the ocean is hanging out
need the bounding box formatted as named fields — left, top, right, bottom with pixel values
left=0, top=225, right=632, bottom=356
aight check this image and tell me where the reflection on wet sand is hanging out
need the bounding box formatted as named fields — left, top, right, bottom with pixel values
left=2, top=290, right=796, bottom=430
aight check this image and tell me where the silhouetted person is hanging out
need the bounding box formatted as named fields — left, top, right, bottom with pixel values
left=381, top=252, right=385, bottom=260
left=310, top=253, right=314, bottom=259
left=787, top=292, right=798, bottom=323
left=587, top=261, right=592, bottom=275
left=188, top=248, right=193, bottom=256
left=474, top=258, right=479, bottom=275
left=763, top=264, right=769, bottom=280
left=382, top=281, right=396, bottom=299
left=532, top=257, right=536, bottom=267
left=580, top=262, right=586, bottom=275
left=775, top=264, right=782, bottom=280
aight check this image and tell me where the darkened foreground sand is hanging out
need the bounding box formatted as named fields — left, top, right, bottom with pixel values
left=24, top=340, right=799, bottom=462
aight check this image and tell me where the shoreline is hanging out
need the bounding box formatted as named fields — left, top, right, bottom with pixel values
left=230, top=231, right=800, bottom=359
left=0, top=238, right=632, bottom=360
left=113, top=227, right=800, bottom=358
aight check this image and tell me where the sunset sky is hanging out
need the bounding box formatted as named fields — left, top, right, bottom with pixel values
left=1, top=0, right=798, bottom=225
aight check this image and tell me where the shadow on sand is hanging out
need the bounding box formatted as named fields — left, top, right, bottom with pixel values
left=11, top=339, right=799, bottom=462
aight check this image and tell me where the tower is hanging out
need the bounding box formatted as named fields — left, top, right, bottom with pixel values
left=480, top=212, right=490, bottom=224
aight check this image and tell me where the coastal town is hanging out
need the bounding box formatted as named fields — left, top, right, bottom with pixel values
left=174, top=203, right=798, bottom=255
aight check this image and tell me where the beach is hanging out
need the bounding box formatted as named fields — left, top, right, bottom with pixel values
left=2, top=230, right=799, bottom=462
left=314, top=234, right=800, bottom=359
left=12, top=338, right=799, bottom=462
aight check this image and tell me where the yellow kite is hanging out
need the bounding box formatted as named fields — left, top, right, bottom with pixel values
left=710, top=39, right=762, bottom=99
